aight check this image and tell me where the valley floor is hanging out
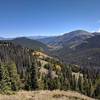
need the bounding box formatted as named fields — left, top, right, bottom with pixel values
left=0, top=90, right=96, bottom=100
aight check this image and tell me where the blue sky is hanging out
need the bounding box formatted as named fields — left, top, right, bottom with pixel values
left=0, top=0, right=100, bottom=37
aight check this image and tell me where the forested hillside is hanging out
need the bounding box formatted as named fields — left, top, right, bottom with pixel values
left=0, top=41, right=99, bottom=99
left=39, top=30, right=94, bottom=50
left=50, top=35, right=100, bottom=71
left=10, top=37, right=48, bottom=51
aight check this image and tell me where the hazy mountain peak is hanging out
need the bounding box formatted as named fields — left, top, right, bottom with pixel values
left=13, top=37, right=28, bottom=40
left=70, top=30, right=89, bottom=33
left=64, top=30, right=92, bottom=36
left=28, top=36, right=49, bottom=40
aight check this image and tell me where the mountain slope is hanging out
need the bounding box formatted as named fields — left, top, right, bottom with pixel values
left=39, top=30, right=94, bottom=50
left=37, top=30, right=100, bottom=70
left=50, top=35, right=100, bottom=70
left=76, top=34, right=100, bottom=50
left=10, top=37, right=48, bottom=51
left=0, top=41, right=34, bottom=75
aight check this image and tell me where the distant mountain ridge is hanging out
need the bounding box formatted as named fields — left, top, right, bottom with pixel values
left=0, top=36, right=49, bottom=41
left=38, top=30, right=95, bottom=50
left=3, top=37, right=49, bottom=51
left=28, top=36, right=49, bottom=40
left=13, top=37, right=48, bottom=51
left=49, top=34, right=100, bottom=70
left=0, top=30, right=100, bottom=51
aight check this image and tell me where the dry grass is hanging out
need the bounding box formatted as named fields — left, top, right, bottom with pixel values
left=33, top=51, right=52, bottom=59
left=0, top=90, right=96, bottom=100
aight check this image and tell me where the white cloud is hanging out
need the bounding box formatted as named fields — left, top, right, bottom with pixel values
left=97, top=28, right=100, bottom=32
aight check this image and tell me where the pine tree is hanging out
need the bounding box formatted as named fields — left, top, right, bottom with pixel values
left=0, top=63, right=11, bottom=92
left=72, top=75, right=77, bottom=90
left=38, top=75, right=44, bottom=90
left=47, top=64, right=53, bottom=79
left=88, top=79, right=94, bottom=97
left=94, top=84, right=100, bottom=99
left=25, top=74, right=31, bottom=90
left=7, top=62, right=20, bottom=91
left=83, top=75, right=89, bottom=95
left=47, top=64, right=55, bottom=90
left=43, top=75, right=48, bottom=90
left=78, top=75, right=83, bottom=93
left=30, top=59, right=38, bottom=90
left=0, top=63, right=3, bottom=82
left=59, top=73, right=64, bottom=90
left=56, top=77, right=61, bottom=89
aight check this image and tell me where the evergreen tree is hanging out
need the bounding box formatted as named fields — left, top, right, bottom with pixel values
left=88, top=79, right=94, bottom=97
left=72, top=75, right=77, bottom=90
left=83, top=75, right=89, bottom=95
left=78, top=75, right=83, bottom=93
left=0, top=63, right=11, bottom=92
left=43, top=75, right=48, bottom=90
left=47, top=64, right=53, bottom=79
left=38, top=75, right=44, bottom=90
left=7, top=62, right=20, bottom=91
left=46, top=64, right=58, bottom=90
left=30, top=59, right=38, bottom=90
left=59, top=73, right=65, bottom=90
left=94, top=84, right=100, bottom=99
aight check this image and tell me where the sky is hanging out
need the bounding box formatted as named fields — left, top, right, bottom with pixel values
left=0, top=0, right=100, bottom=38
